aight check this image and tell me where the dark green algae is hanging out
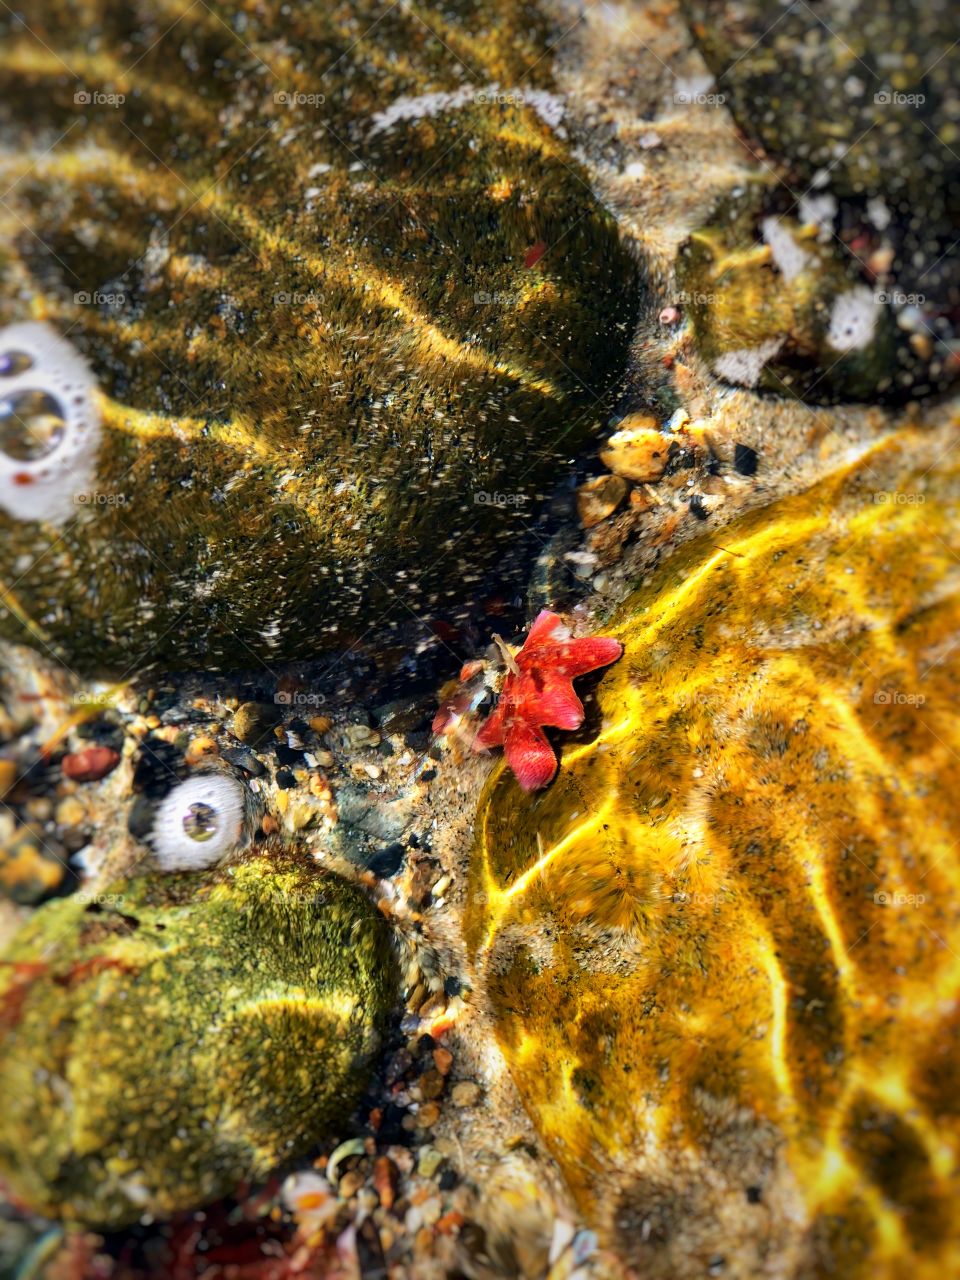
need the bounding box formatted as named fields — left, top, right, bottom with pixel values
left=0, top=0, right=640, bottom=674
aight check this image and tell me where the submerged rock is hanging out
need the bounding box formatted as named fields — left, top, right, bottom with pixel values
left=680, top=0, right=960, bottom=401
left=468, top=424, right=960, bottom=1277
left=0, top=848, right=397, bottom=1228
left=0, top=0, right=638, bottom=674
left=678, top=197, right=902, bottom=402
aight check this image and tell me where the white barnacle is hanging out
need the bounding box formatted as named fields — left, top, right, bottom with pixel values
left=826, top=286, right=880, bottom=353
left=150, top=774, right=248, bottom=871
left=0, top=321, right=101, bottom=523
left=713, top=336, right=785, bottom=387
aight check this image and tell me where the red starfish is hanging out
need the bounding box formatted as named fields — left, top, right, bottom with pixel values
left=473, top=610, right=622, bottom=791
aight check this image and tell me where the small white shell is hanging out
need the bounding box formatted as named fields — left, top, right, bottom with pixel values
left=150, top=774, right=247, bottom=872
left=0, top=321, right=101, bottom=523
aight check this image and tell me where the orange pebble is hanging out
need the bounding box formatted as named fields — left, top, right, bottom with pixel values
left=432, top=1047, right=453, bottom=1076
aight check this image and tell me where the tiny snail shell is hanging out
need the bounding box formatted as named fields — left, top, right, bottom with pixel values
left=150, top=774, right=249, bottom=871
left=0, top=322, right=100, bottom=523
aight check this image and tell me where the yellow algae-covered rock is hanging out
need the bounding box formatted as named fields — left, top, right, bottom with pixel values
left=468, top=422, right=960, bottom=1278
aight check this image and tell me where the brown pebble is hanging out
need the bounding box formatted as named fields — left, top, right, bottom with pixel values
left=309, top=773, right=332, bottom=799
left=338, top=1169, right=364, bottom=1199
left=373, top=1155, right=398, bottom=1210
left=0, top=759, right=16, bottom=798
left=417, top=1102, right=441, bottom=1129
left=61, top=746, right=120, bottom=783
left=309, top=715, right=333, bottom=735
left=576, top=473, right=629, bottom=528
left=435, top=1210, right=465, bottom=1236
left=260, top=813, right=278, bottom=835
left=419, top=1068, right=445, bottom=1100
left=432, top=1047, right=453, bottom=1076
left=185, top=735, right=218, bottom=765
left=450, top=1081, right=481, bottom=1107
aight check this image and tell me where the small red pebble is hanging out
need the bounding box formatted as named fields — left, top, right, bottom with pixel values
left=61, top=746, right=120, bottom=783
left=524, top=240, right=547, bottom=268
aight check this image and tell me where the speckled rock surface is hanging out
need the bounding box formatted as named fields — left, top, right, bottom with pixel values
left=680, top=0, right=960, bottom=401
left=0, top=0, right=638, bottom=674
left=0, top=848, right=397, bottom=1229
left=469, top=422, right=960, bottom=1277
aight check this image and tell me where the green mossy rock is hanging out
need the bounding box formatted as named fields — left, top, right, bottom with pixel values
left=0, top=849, right=397, bottom=1229
left=0, top=0, right=638, bottom=673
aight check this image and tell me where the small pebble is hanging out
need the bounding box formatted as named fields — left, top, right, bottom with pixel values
left=417, top=1102, right=441, bottom=1129
left=450, top=1081, right=481, bottom=1107
left=221, top=746, right=265, bottom=777
left=0, top=758, right=17, bottom=797
left=338, top=1169, right=364, bottom=1199
left=55, top=796, right=87, bottom=829
left=433, top=1047, right=454, bottom=1076
left=309, top=715, right=333, bottom=734
left=600, top=416, right=674, bottom=483
left=576, top=473, right=629, bottom=528
left=345, top=723, right=381, bottom=749
left=61, top=746, right=120, bottom=783
left=420, top=1195, right=442, bottom=1226
left=419, top=1070, right=445, bottom=1100
left=372, top=1155, right=398, bottom=1210
left=185, top=735, right=218, bottom=765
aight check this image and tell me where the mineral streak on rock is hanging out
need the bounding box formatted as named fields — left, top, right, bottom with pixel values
left=468, top=421, right=960, bottom=1277
left=0, top=0, right=638, bottom=673
left=0, top=848, right=398, bottom=1228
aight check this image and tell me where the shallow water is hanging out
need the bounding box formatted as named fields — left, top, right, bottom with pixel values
left=0, top=0, right=958, bottom=1276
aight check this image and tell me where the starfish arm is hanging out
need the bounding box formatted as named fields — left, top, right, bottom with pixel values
left=532, top=680, right=584, bottom=730
left=553, top=636, right=623, bottom=677
left=503, top=720, right=559, bottom=791
left=473, top=695, right=508, bottom=749
left=523, top=609, right=567, bottom=648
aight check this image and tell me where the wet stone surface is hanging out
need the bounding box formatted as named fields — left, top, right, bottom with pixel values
left=0, top=0, right=639, bottom=674
left=680, top=0, right=960, bottom=401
